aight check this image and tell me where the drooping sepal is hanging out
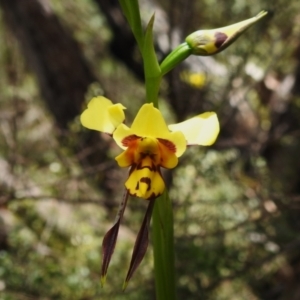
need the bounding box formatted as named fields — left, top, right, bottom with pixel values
left=123, top=198, right=156, bottom=290
left=101, top=191, right=129, bottom=286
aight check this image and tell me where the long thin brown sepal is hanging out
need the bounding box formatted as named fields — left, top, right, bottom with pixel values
left=101, top=190, right=129, bottom=286
left=123, top=198, right=156, bottom=290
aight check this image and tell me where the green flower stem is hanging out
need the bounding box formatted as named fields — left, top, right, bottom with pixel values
left=160, top=42, right=192, bottom=76
left=144, top=76, right=161, bottom=108
left=119, top=1, right=176, bottom=298
left=152, top=190, right=177, bottom=300
left=140, top=12, right=176, bottom=298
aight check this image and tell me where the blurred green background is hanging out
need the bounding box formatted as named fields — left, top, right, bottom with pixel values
left=0, top=0, right=300, bottom=299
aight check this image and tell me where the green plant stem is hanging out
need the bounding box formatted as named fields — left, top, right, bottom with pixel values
left=119, top=1, right=177, bottom=298
left=152, top=190, right=177, bottom=300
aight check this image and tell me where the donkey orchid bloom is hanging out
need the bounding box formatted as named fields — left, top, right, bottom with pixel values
left=80, top=96, right=219, bottom=287
left=80, top=96, right=219, bottom=200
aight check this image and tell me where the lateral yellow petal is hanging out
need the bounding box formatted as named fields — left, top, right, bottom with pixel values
left=157, top=139, right=179, bottom=169
left=165, top=131, right=187, bottom=157
left=80, top=96, right=126, bottom=134
left=115, top=149, right=134, bottom=168
left=168, top=112, right=219, bottom=146
left=113, top=124, right=135, bottom=150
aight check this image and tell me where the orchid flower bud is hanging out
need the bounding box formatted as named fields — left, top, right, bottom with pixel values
left=185, top=10, right=268, bottom=56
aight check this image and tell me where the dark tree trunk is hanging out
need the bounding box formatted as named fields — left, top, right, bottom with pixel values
left=93, top=0, right=144, bottom=81
left=0, top=0, right=96, bottom=129
left=0, top=0, right=118, bottom=201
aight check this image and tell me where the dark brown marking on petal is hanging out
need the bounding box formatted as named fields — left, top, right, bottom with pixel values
left=214, top=32, right=228, bottom=48
left=157, top=138, right=176, bottom=153
left=135, top=181, right=139, bottom=191
left=122, top=135, right=140, bottom=147
left=137, top=165, right=157, bottom=171
left=137, top=157, right=157, bottom=171
left=140, top=177, right=151, bottom=191
left=148, top=192, right=160, bottom=200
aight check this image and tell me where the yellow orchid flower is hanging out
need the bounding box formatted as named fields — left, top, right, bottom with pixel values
left=80, top=96, right=220, bottom=287
left=80, top=96, right=220, bottom=200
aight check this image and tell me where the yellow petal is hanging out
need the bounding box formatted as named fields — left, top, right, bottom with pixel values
left=113, top=124, right=134, bottom=150
left=115, top=136, right=141, bottom=167
left=131, top=103, right=171, bottom=137
left=157, top=139, right=178, bottom=169
left=125, top=166, right=165, bottom=200
left=113, top=104, right=187, bottom=156
left=80, top=96, right=126, bottom=134
left=167, top=131, right=187, bottom=157
left=115, top=149, right=134, bottom=168
left=168, top=112, right=219, bottom=146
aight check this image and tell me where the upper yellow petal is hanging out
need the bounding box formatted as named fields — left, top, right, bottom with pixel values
left=168, top=112, right=219, bottom=146
left=113, top=103, right=187, bottom=156
left=80, top=96, right=126, bottom=134
left=131, top=103, right=171, bottom=137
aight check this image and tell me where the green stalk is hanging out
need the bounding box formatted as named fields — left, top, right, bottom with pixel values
left=143, top=14, right=176, bottom=299
left=152, top=190, right=177, bottom=300
left=160, top=42, right=192, bottom=76
left=119, top=2, right=176, bottom=298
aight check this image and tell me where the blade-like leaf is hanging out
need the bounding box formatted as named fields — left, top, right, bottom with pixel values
left=123, top=198, right=156, bottom=290
left=143, top=14, right=161, bottom=106
left=143, top=14, right=161, bottom=78
left=101, top=190, right=129, bottom=286
left=119, top=0, right=144, bottom=52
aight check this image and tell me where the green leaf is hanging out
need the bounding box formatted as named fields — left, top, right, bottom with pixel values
left=119, top=0, right=144, bottom=52
left=152, top=190, right=177, bottom=300
left=143, top=14, right=161, bottom=106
